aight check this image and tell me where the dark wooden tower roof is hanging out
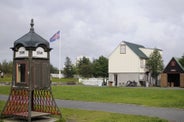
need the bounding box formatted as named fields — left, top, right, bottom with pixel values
left=13, top=19, right=49, bottom=49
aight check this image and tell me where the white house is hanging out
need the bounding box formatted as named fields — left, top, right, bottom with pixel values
left=108, top=41, right=162, bottom=86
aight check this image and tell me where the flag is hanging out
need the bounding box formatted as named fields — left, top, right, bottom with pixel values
left=50, top=31, right=60, bottom=42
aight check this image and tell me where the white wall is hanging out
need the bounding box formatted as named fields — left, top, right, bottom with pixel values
left=109, top=42, right=140, bottom=73
left=139, top=48, right=154, bottom=57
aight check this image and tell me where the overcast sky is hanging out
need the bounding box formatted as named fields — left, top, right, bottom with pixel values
left=0, top=0, right=184, bottom=68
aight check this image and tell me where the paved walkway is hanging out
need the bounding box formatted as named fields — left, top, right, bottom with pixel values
left=0, top=95, right=184, bottom=122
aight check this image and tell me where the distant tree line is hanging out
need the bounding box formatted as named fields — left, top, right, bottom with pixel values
left=63, top=56, right=108, bottom=78
left=0, top=55, right=108, bottom=79
left=179, top=55, right=184, bottom=67
left=0, top=60, right=13, bottom=74
left=0, top=60, right=58, bottom=74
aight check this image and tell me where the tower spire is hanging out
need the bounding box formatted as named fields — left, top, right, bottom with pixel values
left=30, top=19, right=34, bottom=32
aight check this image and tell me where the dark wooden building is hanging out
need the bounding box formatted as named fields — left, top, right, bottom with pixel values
left=161, top=57, right=184, bottom=87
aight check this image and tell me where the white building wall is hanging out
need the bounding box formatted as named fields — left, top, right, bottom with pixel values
left=139, top=58, right=147, bottom=72
left=139, top=48, right=154, bottom=57
left=109, top=42, right=140, bottom=73
left=109, top=73, right=144, bottom=86
left=140, top=48, right=162, bottom=57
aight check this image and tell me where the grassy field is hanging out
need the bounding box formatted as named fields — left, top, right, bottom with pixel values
left=0, top=85, right=184, bottom=109
left=0, top=75, right=11, bottom=82
left=52, top=86, right=184, bottom=109
left=51, top=77, right=78, bottom=83
left=0, top=101, right=167, bottom=122
left=61, top=107, right=167, bottom=122
left=0, top=76, right=78, bottom=83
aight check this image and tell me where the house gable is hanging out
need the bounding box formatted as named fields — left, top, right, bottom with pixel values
left=108, top=41, right=146, bottom=73
left=163, top=57, right=184, bottom=73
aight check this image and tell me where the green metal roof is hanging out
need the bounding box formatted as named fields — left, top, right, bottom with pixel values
left=124, top=41, right=148, bottom=59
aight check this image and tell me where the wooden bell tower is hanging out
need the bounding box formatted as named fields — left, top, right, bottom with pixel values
left=1, top=19, right=61, bottom=121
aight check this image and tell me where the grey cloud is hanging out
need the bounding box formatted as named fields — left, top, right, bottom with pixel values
left=1, top=0, right=184, bottom=66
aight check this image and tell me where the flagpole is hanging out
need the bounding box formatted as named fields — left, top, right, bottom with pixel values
left=59, top=31, right=61, bottom=79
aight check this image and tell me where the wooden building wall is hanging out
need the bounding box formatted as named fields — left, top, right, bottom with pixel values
left=180, top=73, right=184, bottom=88
left=161, top=73, right=167, bottom=87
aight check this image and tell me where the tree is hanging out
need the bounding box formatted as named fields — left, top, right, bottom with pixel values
left=63, top=57, right=75, bottom=78
left=76, top=57, right=93, bottom=78
left=146, top=49, right=164, bottom=86
left=0, top=60, right=13, bottom=74
left=93, top=56, right=108, bottom=78
left=179, top=55, right=184, bottom=67
left=50, top=64, right=59, bottom=73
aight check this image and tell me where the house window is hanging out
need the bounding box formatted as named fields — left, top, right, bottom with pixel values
left=120, top=44, right=126, bottom=54
left=140, top=59, right=145, bottom=68
left=16, top=63, right=26, bottom=83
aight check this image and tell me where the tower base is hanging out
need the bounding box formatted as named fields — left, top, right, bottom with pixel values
left=1, top=87, right=61, bottom=121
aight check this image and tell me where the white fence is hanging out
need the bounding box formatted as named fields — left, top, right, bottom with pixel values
left=50, top=73, right=64, bottom=78
left=79, top=78, right=106, bottom=86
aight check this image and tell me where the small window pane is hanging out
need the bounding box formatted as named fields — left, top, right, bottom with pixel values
left=140, top=59, right=144, bottom=68
left=120, top=44, right=126, bottom=54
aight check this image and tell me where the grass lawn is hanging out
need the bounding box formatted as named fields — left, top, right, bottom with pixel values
left=0, top=85, right=184, bottom=109
left=52, top=85, right=184, bottom=109
left=0, top=75, right=11, bottom=82
left=61, top=107, right=167, bottom=122
left=51, top=77, right=78, bottom=83
left=0, top=101, right=167, bottom=122
left=0, top=76, right=78, bottom=83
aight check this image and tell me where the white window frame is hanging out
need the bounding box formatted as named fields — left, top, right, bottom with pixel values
left=140, top=59, right=145, bottom=68
left=120, top=44, right=126, bottom=54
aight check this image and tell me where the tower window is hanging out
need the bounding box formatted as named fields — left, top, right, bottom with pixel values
left=16, top=63, right=26, bottom=83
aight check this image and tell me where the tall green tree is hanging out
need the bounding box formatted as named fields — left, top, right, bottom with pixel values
left=0, top=60, right=13, bottom=74
left=50, top=64, right=59, bottom=73
left=93, top=56, right=108, bottom=78
left=179, top=55, right=184, bottom=67
left=76, top=57, right=93, bottom=78
left=146, top=49, right=164, bottom=86
left=63, top=57, right=75, bottom=78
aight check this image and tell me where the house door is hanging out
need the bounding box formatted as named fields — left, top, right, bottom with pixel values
left=114, top=74, right=118, bottom=86
left=168, top=74, right=180, bottom=87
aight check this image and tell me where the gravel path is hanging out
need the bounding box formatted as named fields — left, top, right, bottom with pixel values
left=0, top=95, right=184, bottom=122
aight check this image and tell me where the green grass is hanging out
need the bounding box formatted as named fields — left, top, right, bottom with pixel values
left=51, top=77, right=78, bottom=82
left=0, top=85, right=184, bottom=109
left=0, top=86, right=10, bottom=95
left=60, top=108, right=167, bottom=122
left=52, top=86, right=184, bottom=109
left=0, top=74, right=11, bottom=82
left=0, top=75, right=78, bottom=83
left=0, top=101, right=167, bottom=122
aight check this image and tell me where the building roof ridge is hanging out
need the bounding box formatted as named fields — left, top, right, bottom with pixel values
left=123, top=41, right=148, bottom=59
